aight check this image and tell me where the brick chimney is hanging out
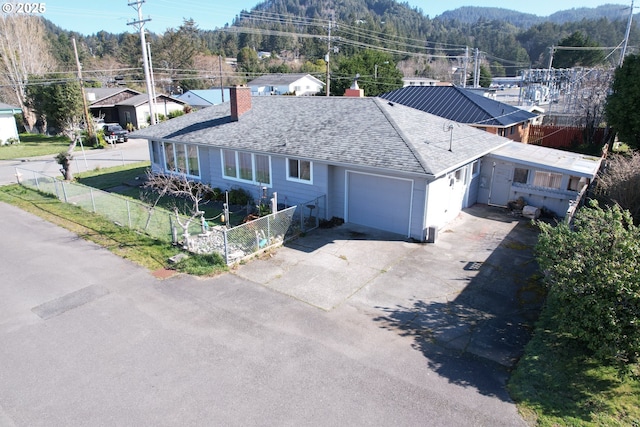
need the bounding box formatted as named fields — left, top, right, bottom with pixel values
left=230, top=85, right=252, bottom=121
left=344, top=78, right=364, bottom=98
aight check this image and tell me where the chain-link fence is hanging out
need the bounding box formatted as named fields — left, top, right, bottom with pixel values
left=16, top=167, right=175, bottom=242
left=16, top=168, right=327, bottom=265
left=187, top=195, right=325, bottom=264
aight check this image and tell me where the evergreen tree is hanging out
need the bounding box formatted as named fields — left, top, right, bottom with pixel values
left=606, top=54, right=640, bottom=150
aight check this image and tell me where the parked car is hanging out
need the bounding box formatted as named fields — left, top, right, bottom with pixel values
left=102, top=124, right=129, bottom=143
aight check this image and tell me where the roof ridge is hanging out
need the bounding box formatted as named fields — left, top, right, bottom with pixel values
left=455, top=87, right=497, bottom=122
left=457, top=87, right=526, bottom=126
left=373, top=97, right=431, bottom=176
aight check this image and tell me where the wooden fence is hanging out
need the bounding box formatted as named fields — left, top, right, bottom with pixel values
left=528, top=125, right=607, bottom=150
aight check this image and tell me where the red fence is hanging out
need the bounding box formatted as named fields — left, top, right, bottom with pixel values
left=529, top=125, right=606, bottom=149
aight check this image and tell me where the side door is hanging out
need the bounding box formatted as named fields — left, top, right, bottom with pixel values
left=488, top=161, right=512, bottom=207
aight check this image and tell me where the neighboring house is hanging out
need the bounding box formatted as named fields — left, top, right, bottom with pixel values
left=380, top=86, right=541, bottom=143
left=402, top=77, right=440, bottom=87
left=132, top=87, right=510, bottom=240
left=132, top=87, right=600, bottom=239
left=0, top=102, right=22, bottom=145
left=477, top=142, right=602, bottom=217
left=174, top=89, right=231, bottom=109
left=116, top=94, right=187, bottom=129
left=87, top=88, right=141, bottom=125
left=248, top=73, right=325, bottom=96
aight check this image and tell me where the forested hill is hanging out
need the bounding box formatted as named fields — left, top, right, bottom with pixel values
left=439, top=4, right=634, bottom=27
left=226, top=0, right=638, bottom=70
left=32, top=0, right=640, bottom=88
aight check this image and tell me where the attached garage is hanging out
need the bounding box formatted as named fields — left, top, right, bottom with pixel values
left=346, top=171, right=413, bottom=236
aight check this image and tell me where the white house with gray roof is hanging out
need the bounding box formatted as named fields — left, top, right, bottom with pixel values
left=248, top=73, right=325, bottom=96
left=132, top=87, right=602, bottom=240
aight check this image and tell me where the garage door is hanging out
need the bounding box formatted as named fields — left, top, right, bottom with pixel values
left=347, top=172, right=413, bottom=236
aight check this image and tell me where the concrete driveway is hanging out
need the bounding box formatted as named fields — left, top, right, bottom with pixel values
left=235, top=204, right=543, bottom=368
left=0, top=202, right=540, bottom=426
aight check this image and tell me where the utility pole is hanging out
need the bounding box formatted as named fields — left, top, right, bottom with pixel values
left=128, top=0, right=156, bottom=125
left=72, top=37, right=95, bottom=146
left=147, top=41, right=158, bottom=123
left=473, top=48, right=480, bottom=88
left=620, top=0, right=635, bottom=66
left=325, top=16, right=332, bottom=97
left=462, top=46, right=469, bottom=87
left=219, top=55, right=225, bottom=102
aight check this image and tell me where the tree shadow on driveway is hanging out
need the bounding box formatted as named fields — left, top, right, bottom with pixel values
left=373, top=213, right=546, bottom=401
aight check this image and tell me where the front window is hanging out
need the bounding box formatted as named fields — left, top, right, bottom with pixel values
left=238, top=152, right=252, bottom=181
left=533, top=171, right=562, bottom=189
left=164, top=142, right=175, bottom=171
left=222, top=150, right=271, bottom=185
left=163, top=142, right=200, bottom=177
left=287, top=158, right=312, bottom=183
left=176, top=143, right=187, bottom=172
left=223, top=150, right=237, bottom=177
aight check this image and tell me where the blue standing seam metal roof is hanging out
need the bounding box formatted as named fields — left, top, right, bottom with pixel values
left=131, top=96, right=510, bottom=178
left=380, top=86, right=538, bottom=127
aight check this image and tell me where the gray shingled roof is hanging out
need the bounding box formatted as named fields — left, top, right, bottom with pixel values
left=117, top=94, right=187, bottom=107
left=131, top=96, right=509, bottom=177
left=247, top=73, right=324, bottom=87
left=86, top=88, right=140, bottom=104
left=380, top=86, right=538, bottom=127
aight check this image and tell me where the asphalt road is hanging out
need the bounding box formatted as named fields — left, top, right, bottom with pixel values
left=0, top=138, right=151, bottom=186
left=0, top=200, right=529, bottom=426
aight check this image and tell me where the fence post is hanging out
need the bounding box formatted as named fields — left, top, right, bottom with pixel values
left=267, top=215, right=271, bottom=241
left=126, top=200, right=132, bottom=228
left=90, top=188, right=96, bottom=213
left=61, top=181, right=68, bottom=203
left=223, top=228, right=229, bottom=265
left=53, top=179, right=61, bottom=200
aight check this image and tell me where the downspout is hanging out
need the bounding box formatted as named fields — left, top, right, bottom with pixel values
left=487, top=161, right=496, bottom=205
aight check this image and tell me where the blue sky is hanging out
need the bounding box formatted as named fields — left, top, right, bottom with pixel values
left=43, top=1, right=624, bottom=35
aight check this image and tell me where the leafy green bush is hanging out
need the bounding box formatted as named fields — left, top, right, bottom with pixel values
left=536, top=201, right=640, bottom=376
left=168, top=110, right=185, bottom=119
left=228, top=187, right=252, bottom=206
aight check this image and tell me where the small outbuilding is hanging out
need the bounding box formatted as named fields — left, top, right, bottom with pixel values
left=477, top=142, right=603, bottom=218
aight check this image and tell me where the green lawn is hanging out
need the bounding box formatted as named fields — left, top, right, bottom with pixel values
left=76, top=163, right=248, bottom=227
left=0, top=133, right=94, bottom=160
left=509, top=295, right=640, bottom=426
left=76, top=162, right=150, bottom=190
left=0, top=184, right=227, bottom=276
